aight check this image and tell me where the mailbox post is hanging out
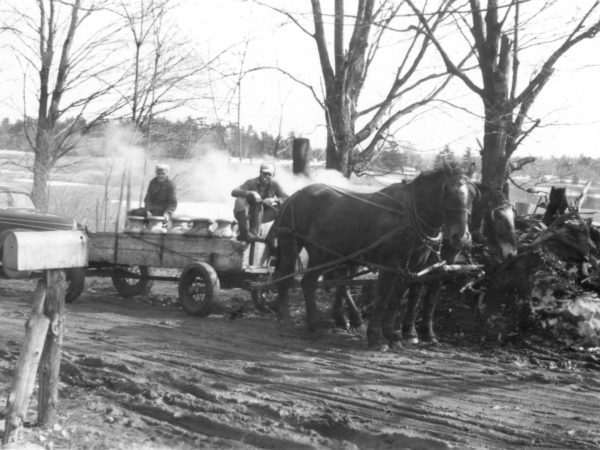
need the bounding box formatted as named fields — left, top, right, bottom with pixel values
left=2, top=230, right=87, bottom=445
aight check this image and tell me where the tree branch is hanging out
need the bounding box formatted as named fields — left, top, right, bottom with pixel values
left=407, top=0, right=483, bottom=95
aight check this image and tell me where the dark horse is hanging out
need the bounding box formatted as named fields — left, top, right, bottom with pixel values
left=398, top=183, right=518, bottom=344
left=267, top=164, right=477, bottom=350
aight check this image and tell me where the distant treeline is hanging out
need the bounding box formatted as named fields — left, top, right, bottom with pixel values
left=517, top=154, right=600, bottom=184
left=2, top=118, right=592, bottom=181
left=0, top=116, right=307, bottom=161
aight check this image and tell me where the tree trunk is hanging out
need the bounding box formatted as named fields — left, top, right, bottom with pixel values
left=32, top=151, right=52, bottom=212
left=480, top=102, right=510, bottom=191
left=325, top=93, right=355, bottom=177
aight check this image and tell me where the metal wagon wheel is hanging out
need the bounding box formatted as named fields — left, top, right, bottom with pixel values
left=111, top=265, right=153, bottom=298
left=178, top=261, right=220, bottom=316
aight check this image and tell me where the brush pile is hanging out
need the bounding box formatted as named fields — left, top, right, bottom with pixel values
left=443, top=211, right=600, bottom=351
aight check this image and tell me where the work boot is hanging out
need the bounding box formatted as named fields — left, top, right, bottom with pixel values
left=234, top=210, right=259, bottom=243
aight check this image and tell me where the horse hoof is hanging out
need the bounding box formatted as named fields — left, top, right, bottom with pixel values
left=425, top=337, right=439, bottom=345
left=389, top=340, right=403, bottom=350
left=406, top=337, right=419, bottom=345
left=308, top=318, right=335, bottom=331
left=334, top=320, right=351, bottom=331
left=368, top=343, right=389, bottom=352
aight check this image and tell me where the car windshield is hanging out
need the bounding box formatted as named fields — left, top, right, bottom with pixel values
left=0, top=191, right=37, bottom=209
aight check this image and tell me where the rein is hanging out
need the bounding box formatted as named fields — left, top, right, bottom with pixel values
left=408, top=183, right=443, bottom=246
left=272, top=174, right=473, bottom=284
left=324, top=185, right=407, bottom=216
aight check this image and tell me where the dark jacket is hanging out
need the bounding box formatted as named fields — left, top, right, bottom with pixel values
left=144, top=177, right=177, bottom=216
left=236, top=177, right=287, bottom=201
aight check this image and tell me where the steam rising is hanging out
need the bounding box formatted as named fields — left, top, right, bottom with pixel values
left=93, top=125, right=380, bottom=223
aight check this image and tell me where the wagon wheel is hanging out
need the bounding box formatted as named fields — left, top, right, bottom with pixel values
left=65, top=267, right=86, bottom=303
left=111, top=265, right=153, bottom=298
left=250, top=275, right=278, bottom=314
left=178, top=262, right=220, bottom=316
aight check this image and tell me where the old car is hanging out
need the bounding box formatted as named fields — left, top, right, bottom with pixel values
left=0, top=183, right=85, bottom=302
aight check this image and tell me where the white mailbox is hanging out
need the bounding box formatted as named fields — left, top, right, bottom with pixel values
left=3, top=230, right=88, bottom=271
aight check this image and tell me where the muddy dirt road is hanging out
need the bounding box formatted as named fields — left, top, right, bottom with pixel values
left=1, top=277, right=599, bottom=449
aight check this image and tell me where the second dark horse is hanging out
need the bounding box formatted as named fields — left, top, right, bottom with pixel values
left=268, top=164, right=477, bottom=350
left=398, top=183, right=518, bottom=344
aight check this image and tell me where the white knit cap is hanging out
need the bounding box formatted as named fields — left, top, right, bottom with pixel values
left=155, top=163, right=169, bottom=173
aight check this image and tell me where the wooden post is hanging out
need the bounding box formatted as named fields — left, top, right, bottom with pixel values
left=114, top=166, right=127, bottom=233
left=125, top=163, right=132, bottom=219
left=292, top=138, right=311, bottom=176
left=3, top=280, right=49, bottom=445
left=95, top=198, right=100, bottom=232
left=37, top=269, right=66, bottom=427
left=139, top=154, right=148, bottom=206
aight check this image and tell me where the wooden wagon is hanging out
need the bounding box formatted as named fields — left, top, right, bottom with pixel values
left=85, top=231, right=274, bottom=316
left=82, top=227, right=483, bottom=317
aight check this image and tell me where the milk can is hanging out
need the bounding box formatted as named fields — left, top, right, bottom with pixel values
left=146, top=215, right=167, bottom=233
left=188, top=218, right=214, bottom=236
left=169, top=216, right=192, bottom=234
left=125, top=216, right=145, bottom=233
left=213, top=219, right=234, bottom=238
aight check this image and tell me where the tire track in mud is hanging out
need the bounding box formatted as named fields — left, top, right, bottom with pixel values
left=59, top=312, right=465, bottom=448
left=2, top=283, right=600, bottom=449
left=62, top=312, right=600, bottom=450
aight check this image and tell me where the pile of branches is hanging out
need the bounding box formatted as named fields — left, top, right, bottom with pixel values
left=445, top=211, right=600, bottom=349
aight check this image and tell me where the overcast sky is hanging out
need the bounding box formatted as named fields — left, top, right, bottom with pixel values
left=178, top=0, right=600, bottom=159
left=1, top=0, right=599, bottom=159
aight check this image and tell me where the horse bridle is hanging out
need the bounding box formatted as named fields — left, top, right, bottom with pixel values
left=489, top=200, right=514, bottom=221
left=410, top=175, right=474, bottom=246
left=485, top=199, right=517, bottom=240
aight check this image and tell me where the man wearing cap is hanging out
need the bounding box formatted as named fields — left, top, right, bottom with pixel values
left=231, top=163, right=288, bottom=242
left=130, top=164, right=178, bottom=219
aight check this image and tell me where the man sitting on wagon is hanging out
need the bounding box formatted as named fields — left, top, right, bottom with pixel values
left=231, top=162, right=288, bottom=242
left=129, top=163, right=178, bottom=220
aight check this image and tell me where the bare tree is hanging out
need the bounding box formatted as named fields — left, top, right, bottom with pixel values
left=116, top=0, right=197, bottom=205
left=7, top=0, right=130, bottom=210
left=116, top=0, right=211, bottom=130
left=408, top=0, right=600, bottom=190
left=254, top=0, right=460, bottom=176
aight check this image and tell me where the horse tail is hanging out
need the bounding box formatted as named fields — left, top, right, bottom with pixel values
left=264, top=213, right=280, bottom=262
left=263, top=192, right=299, bottom=268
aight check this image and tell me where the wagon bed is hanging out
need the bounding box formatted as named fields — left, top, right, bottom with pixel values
left=85, top=231, right=272, bottom=316
left=88, top=232, right=247, bottom=272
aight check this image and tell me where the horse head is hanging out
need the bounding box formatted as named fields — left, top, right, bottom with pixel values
left=410, top=162, right=474, bottom=253
left=477, top=184, right=518, bottom=260
left=440, top=164, right=477, bottom=252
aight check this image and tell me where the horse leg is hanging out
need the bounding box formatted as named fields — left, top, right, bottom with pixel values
left=332, top=286, right=351, bottom=330
left=402, top=283, right=424, bottom=344
left=273, top=235, right=297, bottom=324
left=344, top=288, right=364, bottom=329
left=422, top=280, right=442, bottom=344
left=301, top=270, right=325, bottom=331
left=367, top=273, right=394, bottom=351
left=381, top=279, right=406, bottom=349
